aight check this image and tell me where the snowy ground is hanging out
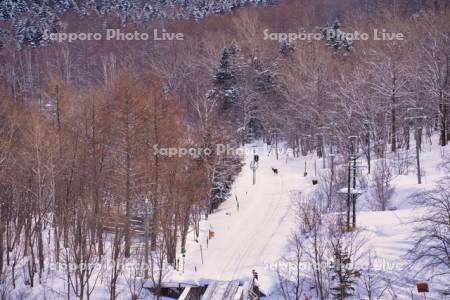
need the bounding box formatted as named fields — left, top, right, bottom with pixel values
left=3, top=138, right=449, bottom=299
left=168, top=138, right=450, bottom=299
left=170, top=142, right=313, bottom=291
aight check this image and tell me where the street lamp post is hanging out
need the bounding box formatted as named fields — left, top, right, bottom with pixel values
left=301, top=134, right=312, bottom=177
left=250, top=153, right=259, bottom=185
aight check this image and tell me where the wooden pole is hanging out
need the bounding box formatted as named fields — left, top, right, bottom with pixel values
left=200, top=244, right=204, bottom=265
left=253, top=167, right=256, bottom=185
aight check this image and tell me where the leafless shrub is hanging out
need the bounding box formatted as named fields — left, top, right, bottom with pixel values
left=407, top=179, right=450, bottom=278
left=317, top=171, right=339, bottom=212
left=277, top=232, right=306, bottom=300
left=291, top=193, right=330, bottom=300
left=0, top=272, right=13, bottom=300
left=123, top=243, right=146, bottom=300
left=440, top=151, right=450, bottom=175
left=392, top=151, right=413, bottom=176
left=334, top=165, right=350, bottom=190
left=358, top=250, right=393, bottom=300
left=370, top=159, right=395, bottom=211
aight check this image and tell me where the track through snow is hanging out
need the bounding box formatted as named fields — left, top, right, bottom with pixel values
left=171, top=144, right=311, bottom=290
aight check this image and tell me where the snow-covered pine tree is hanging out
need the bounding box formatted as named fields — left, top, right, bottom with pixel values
left=254, top=63, right=276, bottom=93
left=279, top=40, right=295, bottom=57
left=329, top=239, right=361, bottom=299
left=14, top=18, right=45, bottom=47
left=320, top=19, right=352, bottom=52
left=143, top=3, right=160, bottom=19
left=210, top=155, right=242, bottom=210
left=210, top=43, right=243, bottom=112
left=0, top=28, right=6, bottom=47
left=51, top=0, right=73, bottom=12
left=0, top=0, right=14, bottom=20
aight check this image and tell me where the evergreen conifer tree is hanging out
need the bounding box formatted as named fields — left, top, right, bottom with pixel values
left=329, top=240, right=361, bottom=299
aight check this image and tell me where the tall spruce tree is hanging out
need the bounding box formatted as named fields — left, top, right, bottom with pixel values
left=329, top=239, right=361, bottom=299
left=320, top=19, right=352, bottom=52
left=210, top=43, right=242, bottom=111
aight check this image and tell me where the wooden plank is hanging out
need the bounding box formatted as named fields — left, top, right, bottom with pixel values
left=201, top=281, right=219, bottom=300
left=234, top=287, right=243, bottom=300
left=178, top=287, right=191, bottom=300
left=222, top=281, right=239, bottom=300
left=201, top=281, right=240, bottom=300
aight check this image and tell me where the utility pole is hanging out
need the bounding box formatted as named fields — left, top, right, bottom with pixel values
left=405, top=108, right=426, bottom=184
left=348, top=136, right=358, bottom=230
left=345, top=135, right=368, bottom=229
left=346, top=157, right=351, bottom=232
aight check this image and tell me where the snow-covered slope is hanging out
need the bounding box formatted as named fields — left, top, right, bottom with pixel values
left=4, top=138, right=448, bottom=299
left=170, top=138, right=450, bottom=299
left=171, top=143, right=312, bottom=290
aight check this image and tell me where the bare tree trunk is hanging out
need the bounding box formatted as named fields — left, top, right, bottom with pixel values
left=151, top=96, right=160, bottom=252
left=124, top=98, right=132, bottom=258
left=346, top=160, right=351, bottom=231
left=0, top=211, right=3, bottom=278
left=440, top=91, right=448, bottom=146
left=391, top=95, right=397, bottom=152
left=36, top=220, right=45, bottom=279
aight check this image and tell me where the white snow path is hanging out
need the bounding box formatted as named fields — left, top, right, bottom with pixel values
left=172, top=145, right=311, bottom=288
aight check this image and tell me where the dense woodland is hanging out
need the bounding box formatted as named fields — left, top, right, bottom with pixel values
left=0, top=0, right=449, bottom=299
